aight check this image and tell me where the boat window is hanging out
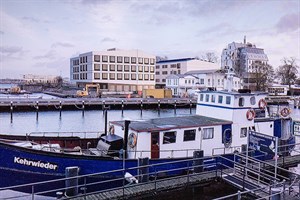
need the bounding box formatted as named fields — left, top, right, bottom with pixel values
left=203, top=128, right=214, bottom=139
left=183, top=129, right=196, bottom=141
left=200, top=94, right=204, bottom=101
left=250, top=96, right=256, bottom=105
left=205, top=94, right=209, bottom=102
left=238, top=97, right=244, bottom=107
left=226, top=96, right=231, bottom=105
left=211, top=95, right=215, bottom=103
left=240, top=127, right=247, bottom=138
left=218, top=95, right=223, bottom=104
left=163, top=131, right=176, bottom=144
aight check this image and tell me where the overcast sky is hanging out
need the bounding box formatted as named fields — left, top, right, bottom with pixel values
left=0, top=0, right=299, bottom=78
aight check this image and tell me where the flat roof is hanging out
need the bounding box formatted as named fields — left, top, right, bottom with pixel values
left=111, top=115, right=232, bottom=132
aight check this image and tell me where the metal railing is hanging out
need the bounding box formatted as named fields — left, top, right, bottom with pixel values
left=27, top=131, right=103, bottom=139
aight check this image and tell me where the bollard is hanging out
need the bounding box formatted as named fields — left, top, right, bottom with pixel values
left=158, top=100, right=160, bottom=115
left=138, top=157, right=149, bottom=183
left=59, top=101, right=62, bottom=118
left=140, top=100, right=143, bottom=116
left=82, top=100, right=85, bottom=116
left=36, top=101, right=39, bottom=121
left=193, top=150, right=204, bottom=173
left=237, top=190, right=241, bottom=200
left=174, top=100, right=177, bottom=114
left=65, top=166, right=79, bottom=197
left=102, top=100, right=105, bottom=113
left=10, top=101, right=13, bottom=123
left=121, top=100, right=124, bottom=116
left=189, top=99, right=192, bottom=114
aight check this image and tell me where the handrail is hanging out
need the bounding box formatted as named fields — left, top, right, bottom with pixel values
left=27, top=131, right=103, bottom=138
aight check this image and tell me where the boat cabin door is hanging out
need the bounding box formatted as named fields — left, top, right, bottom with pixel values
left=151, top=132, right=159, bottom=159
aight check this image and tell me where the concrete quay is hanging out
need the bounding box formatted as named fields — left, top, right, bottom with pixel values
left=0, top=97, right=196, bottom=112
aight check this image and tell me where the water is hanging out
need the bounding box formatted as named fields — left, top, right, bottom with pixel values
left=0, top=108, right=194, bottom=134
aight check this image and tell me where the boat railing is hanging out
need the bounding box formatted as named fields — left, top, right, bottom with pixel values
left=27, top=131, right=103, bottom=138
left=212, top=146, right=242, bottom=156
left=1, top=153, right=299, bottom=200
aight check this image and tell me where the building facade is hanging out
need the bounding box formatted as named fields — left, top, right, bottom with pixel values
left=155, top=58, right=219, bottom=88
left=166, top=70, right=242, bottom=97
left=23, top=74, right=59, bottom=84
left=70, top=49, right=156, bottom=92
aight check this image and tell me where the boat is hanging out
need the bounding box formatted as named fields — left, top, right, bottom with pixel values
left=0, top=69, right=296, bottom=192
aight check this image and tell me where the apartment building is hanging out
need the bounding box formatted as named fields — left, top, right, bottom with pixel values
left=155, top=58, right=219, bottom=88
left=70, top=49, right=156, bottom=92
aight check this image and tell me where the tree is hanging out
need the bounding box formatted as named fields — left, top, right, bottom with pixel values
left=54, top=76, right=63, bottom=88
left=250, top=62, right=274, bottom=91
left=201, top=52, right=218, bottom=63
left=156, top=56, right=168, bottom=62
left=276, top=57, right=299, bottom=90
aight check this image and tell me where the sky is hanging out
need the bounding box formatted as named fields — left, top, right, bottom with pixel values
left=0, top=0, right=299, bottom=79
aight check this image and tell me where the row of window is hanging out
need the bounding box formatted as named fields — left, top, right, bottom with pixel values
left=200, top=94, right=232, bottom=105
left=94, top=73, right=154, bottom=81
left=162, top=127, right=249, bottom=144
left=156, top=63, right=181, bottom=69
left=72, top=73, right=88, bottom=80
left=94, top=55, right=155, bottom=65
left=156, top=79, right=166, bottom=83
left=93, top=64, right=155, bottom=73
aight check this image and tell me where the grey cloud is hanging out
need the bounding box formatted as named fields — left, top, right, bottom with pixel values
left=101, top=37, right=116, bottom=42
left=81, top=0, right=111, bottom=5
left=276, top=13, right=300, bottom=33
left=33, top=50, right=57, bottom=60
left=22, top=16, right=39, bottom=23
left=51, top=42, right=74, bottom=48
left=0, top=31, right=4, bottom=34
left=0, top=46, right=27, bottom=58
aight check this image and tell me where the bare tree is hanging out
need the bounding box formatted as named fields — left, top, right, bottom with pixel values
left=54, top=76, right=63, bottom=88
left=156, top=56, right=168, bottom=62
left=201, top=52, right=218, bottom=63
left=276, top=57, right=299, bottom=90
left=250, top=62, right=274, bottom=91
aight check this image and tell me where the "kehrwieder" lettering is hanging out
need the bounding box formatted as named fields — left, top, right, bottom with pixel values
left=14, top=157, right=58, bottom=170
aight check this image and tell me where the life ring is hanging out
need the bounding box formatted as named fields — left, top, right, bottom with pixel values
left=246, top=109, right=255, bottom=120
left=258, top=99, right=267, bottom=109
left=109, top=125, right=115, bottom=135
left=128, top=133, right=137, bottom=148
left=280, top=107, right=290, bottom=117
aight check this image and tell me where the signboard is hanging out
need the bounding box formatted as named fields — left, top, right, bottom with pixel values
left=293, top=121, right=300, bottom=136
left=248, top=131, right=277, bottom=158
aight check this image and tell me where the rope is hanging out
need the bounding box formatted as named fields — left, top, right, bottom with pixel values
left=74, top=103, right=84, bottom=110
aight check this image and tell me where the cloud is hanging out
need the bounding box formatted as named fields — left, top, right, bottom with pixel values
left=33, top=50, right=57, bottom=60
left=101, top=37, right=116, bottom=42
left=81, top=0, right=111, bottom=6
left=51, top=42, right=74, bottom=48
left=276, top=13, right=300, bottom=33
left=22, top=16, right=39, bottom=23
left=0, top=46, right=27, bottom=60
left=0, top=31, right=4, bottom=34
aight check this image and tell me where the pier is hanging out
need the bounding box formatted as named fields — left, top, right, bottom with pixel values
left=1, top=151, right=300, bottom=200
left=0, top=98, right=196, bottom=112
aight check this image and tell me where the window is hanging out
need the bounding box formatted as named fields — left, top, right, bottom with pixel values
left=94, top=73, right=100, bottom=79
left=150, top=74, right=154, bottom=80
left=150, top=66, right=154, bottom=72
left=117, top=56, right=123, bottom=63
left=117, top=65, right=123, bottom=71
left=124, top=74, right=129, bottom=80
left=200, top=94, right=204, bottom=101
left=203, top=128, right=214, bottom=139
left=131, top=74, right=136, bottom=80
left=144, top=74, right=149, bottom=80
left=138, top=74, right=143, bottom=80
left=109, top=73, right=115, bottom=80
left=162, top=65, right=168, bottom=68
left=138, top=57, right=143, bottom=64
left=102, top=64, right=108, bottom=71
left=208, top=79, right=210, bottom=85
left=109, top=65, right=115, bottom=71
left=171, top=64, right=177, bottom=68
left=131, top=57, right=136, bottom=64
left=156, top=65, right=160, bottom=69
left=124, top=65, right=130, bottom=72
left=94, top=64, right=100, bottom=71
left=150, top=58, right=155, bottom=64
left=240, top=128, right=247, bottom=138
left=183, top=129, right=196, bottom=141
left=144, top=58, right=149, bottom=64
left=124, top=57, right=130, bottom=63
left=131, top=65, right=136, bottom=72
left=218, top=95, right=223, bottom=103
left=109, top=56, right=115, bottom=63
left=200, top=79, right=204, bottom=84
left=102, top=55, right=108, bottom=62
left=250, top=96, right=256, bottom=105
left=156, top=72, right=160, bottom=75
left=205, top=94, right=209, bottom=102
left=94, top=55, right=100, bottom=62
left=163, top=131, right=176, bottom=144
left=117, top=73, right=122, bottom=80
left=226, top=96, right=231, bottom=105
left=177, top=63, right=181, bottom=68
left=138, top=66, right=143, bottom=72
left=238, top=97, right=244, bottom=107
left=156, top=79, right=160, bottom=82
left=162, top=71, right=168, bottom=75
left=102, top=73, right=108, bottom=80
left=211, top=95, right=215, bottom=103
left=162, top=79, right=166, bottom=82
left=144, top=66, right=149, bottom=72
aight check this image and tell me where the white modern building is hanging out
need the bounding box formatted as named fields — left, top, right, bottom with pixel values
left=155, top=58, right=219, bottom=88
left=70, top=49, right=156, bottom=93
left=166, top=69, right=242, bottom=97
